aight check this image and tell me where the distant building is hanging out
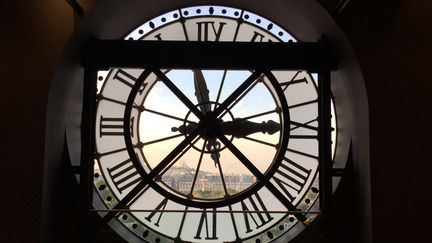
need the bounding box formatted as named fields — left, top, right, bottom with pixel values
left=161, top=165, right=255, bottom=194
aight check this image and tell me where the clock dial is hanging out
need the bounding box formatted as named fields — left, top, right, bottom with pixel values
left=93, top=5, right=333, bottom=243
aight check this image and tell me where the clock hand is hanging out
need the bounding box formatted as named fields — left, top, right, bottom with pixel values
left=192, top=69, right=220, bottom=167
left=220, top=119, right=281, bottom=138
left=171, top=122, right=198, bottom=134
left=206, top=140, right=221, bottom=168
left=172, top=119, right=280, bottom=138
left=193, top=69, right=211, bottom=114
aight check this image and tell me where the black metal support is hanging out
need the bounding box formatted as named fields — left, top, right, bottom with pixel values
left=80, top=68, right=97, bottom=242
left=82, top=40, right=337, bottom=71
left=318, top=39, right=334, bottom=242
left=66, top=0, right=84, bottom=18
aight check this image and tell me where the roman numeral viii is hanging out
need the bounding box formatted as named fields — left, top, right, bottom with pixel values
left=273, top=158, right=312, bottom=202
left=107, top=158, right=141, bottom=194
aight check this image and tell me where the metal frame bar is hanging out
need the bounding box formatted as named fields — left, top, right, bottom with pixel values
left=66, top=0, right=84, bottom=17
left=318, top=39, right=334, bottom=242
left=91, top=209, right=322, bottom=214
left=82, top=40, right=336, bottom=72
left=80, top=68, right=97, bottom=242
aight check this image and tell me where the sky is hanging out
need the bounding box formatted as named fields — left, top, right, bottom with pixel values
left=139, top=69, right=282, bottom=177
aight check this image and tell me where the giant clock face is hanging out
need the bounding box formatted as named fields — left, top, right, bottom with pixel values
left=93, top=5, right=336, bottom=243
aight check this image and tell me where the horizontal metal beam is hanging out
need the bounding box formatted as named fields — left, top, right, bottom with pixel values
left=82, top=40, right=337, bottom=72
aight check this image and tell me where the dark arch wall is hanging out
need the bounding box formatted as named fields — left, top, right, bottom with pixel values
left=1, top=0, right=431, bottom=242
left=338, top=1, right=432, bottom=242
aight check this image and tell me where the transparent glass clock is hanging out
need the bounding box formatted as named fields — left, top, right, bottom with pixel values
left=93, top=5, right=336, bottom=243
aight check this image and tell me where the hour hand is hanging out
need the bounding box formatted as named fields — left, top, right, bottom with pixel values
left=171, top=120, right=281, bottom=138
left=206, top=140, right=221, bottom=168
left=193, top=69, right=211, bottom=113
left=171, top=123, right=198, bottom=134
left=220, top=119, right=281, bottom=138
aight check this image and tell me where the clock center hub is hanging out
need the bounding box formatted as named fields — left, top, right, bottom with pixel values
left=200, top=118, right=222, bottom=140
left=175, top=101, right=235, bottom=154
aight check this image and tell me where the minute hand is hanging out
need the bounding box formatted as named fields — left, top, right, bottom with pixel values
left=192, top=69, right=220, bottom=167
left=219, top=119, right=281, bottom=138
left=193, top=69, right=211, bottom=113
